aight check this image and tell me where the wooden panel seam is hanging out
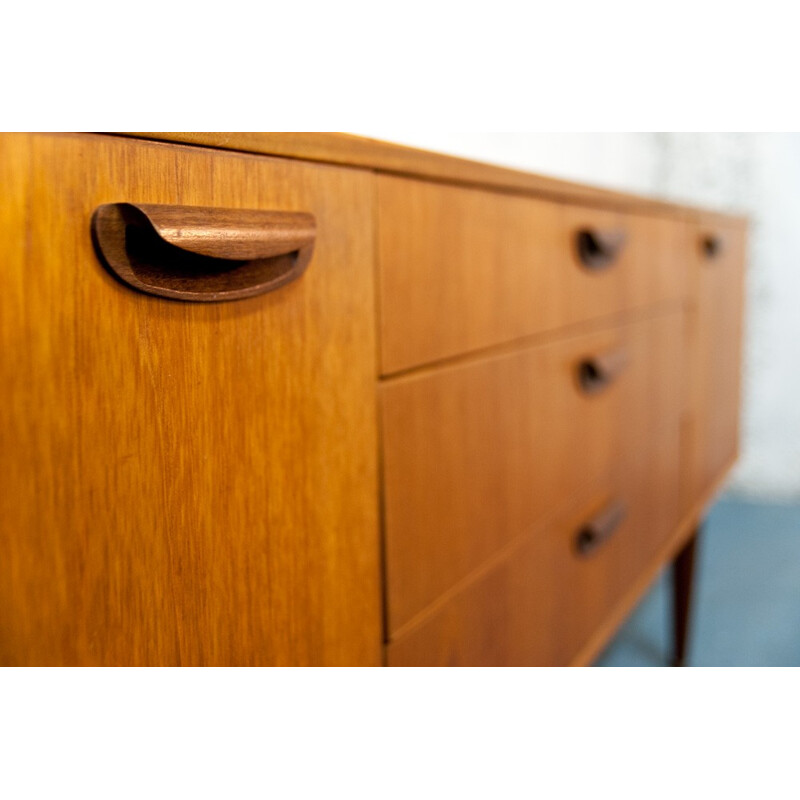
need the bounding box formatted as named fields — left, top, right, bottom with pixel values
left=111, top=133, right=748, bottom=225
left=569, top=452, right=740, bottom=667
left=387, top=409, right=687, bottom=646
left=380, top=298, right=687, bottom=384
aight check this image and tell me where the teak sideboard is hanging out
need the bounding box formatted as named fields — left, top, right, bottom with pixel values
left=0, top=133, right=746, bottom=666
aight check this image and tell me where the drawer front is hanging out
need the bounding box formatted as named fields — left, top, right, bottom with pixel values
left=386, top=420, right=681, bottom=666
left=382, top=310, right=684, bottom=634
left=684, top=219, right=747, bottom=509
left=0, top=133, right=381, bottom=666
left=378, top=175, right=687, bottom=374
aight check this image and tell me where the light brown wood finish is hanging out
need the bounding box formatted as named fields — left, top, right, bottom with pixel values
left=377, top=176, right=687, bottom=374
left=1, top=132, right=747, bottom=668
left=387, top=420, right=681, bottom=666
left=121, top=133, right=747, bottom=224
left=684, top=219, right=747, bottom=509
left=0, top=133, right=381, bottom=666
left=381, top=310, right=685, bottom=635
left=570, top=451, right=737, bottom=667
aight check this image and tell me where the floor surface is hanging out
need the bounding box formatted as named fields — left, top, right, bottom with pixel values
left=594, top=495, right=800, bottom=666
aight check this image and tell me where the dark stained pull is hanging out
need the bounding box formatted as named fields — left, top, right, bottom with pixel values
left=577, top=346, right=629, bottom=395
left=92, top=203, right=316, bottom=302
left=574, top=500, right=627, bottom=557
left=701, top=232, right=725, bottom=260
left=576, top=227, right=627, bottom=270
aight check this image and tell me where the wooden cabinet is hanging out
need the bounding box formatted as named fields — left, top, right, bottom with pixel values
left=0, top=134, right=381, bottom=666
left=0, top=133, right=746, bottom=666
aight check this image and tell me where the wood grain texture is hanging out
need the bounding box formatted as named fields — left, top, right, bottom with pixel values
left=386, top=420, right=682, bottom=666
left=377, top=176, right=687, bottom=374
left=1, top=132, right=747, bottom=669
left=381, top=310, right=685, bottom=635
left=0, top=133, right=381, bottom=666
left=118, top=133, right=747, bottom=224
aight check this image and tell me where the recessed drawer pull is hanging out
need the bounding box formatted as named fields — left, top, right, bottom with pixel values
left=575, top=227, right=627, bottom=270
left=701, top=232, right=725, bottom=260
left=574, top=500, right=627, bottom=557
left=577, top=347, right=629, bottom=394
left=92, top=203, right=316, bottom=302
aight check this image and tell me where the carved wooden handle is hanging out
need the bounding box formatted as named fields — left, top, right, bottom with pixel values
left=92, top=203, right=316, bottom=302
left=577, top=346, right=629, bottom=394
left=576, top=227, right=627, bottom=270
left=701, top=232, right=725, bottom=260
left=574, top=500, right=627, bottom=557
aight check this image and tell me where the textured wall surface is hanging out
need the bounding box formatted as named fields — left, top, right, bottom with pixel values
left=361, top=133, right=800, bottom=500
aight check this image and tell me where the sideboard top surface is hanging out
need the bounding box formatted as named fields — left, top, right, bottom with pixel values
left=116, top=132, right=747, bottom=226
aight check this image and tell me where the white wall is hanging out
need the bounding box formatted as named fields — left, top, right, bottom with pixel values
left=735, top=135, right=800, bottom=499
left=361, top=132, right=800, bottom=500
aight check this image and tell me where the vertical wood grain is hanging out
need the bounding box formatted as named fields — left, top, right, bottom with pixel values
left=0, top=133, right=381, bottom=666
left=0, top=133, right=746, bottom=668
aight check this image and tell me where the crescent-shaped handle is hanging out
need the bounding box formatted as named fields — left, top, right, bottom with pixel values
left=575, top=227, right=627, bottom=270
left=91, top=203, right=316, bottom=302
left=576, top=346, right=629, bottom=395
left=574, top=500, right=627, bottom=557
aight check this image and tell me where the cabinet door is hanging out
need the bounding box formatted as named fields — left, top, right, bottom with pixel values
left=684, top=218, right=747, bottom=508
left=0, top=134, right=381, bottom=666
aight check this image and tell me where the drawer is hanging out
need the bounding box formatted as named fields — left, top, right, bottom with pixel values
left=386, top=420, right=681, bottom=666
left=0, top=133, right=381, bottom=666
left=381, top=310, right=684, bottom=634
left=378, top=175, right=688, bottom=374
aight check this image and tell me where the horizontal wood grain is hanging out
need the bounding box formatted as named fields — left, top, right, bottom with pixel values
left=386, top=421, right=681, bottom=666
left=377, top=176, right=688, bottom=374
left=381, top=310, right=685, bottom=634
left=0, top=133, right=382, bottom=666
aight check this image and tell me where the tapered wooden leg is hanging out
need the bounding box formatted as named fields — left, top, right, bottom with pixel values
left=672, top=525, right=700, bottom=667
